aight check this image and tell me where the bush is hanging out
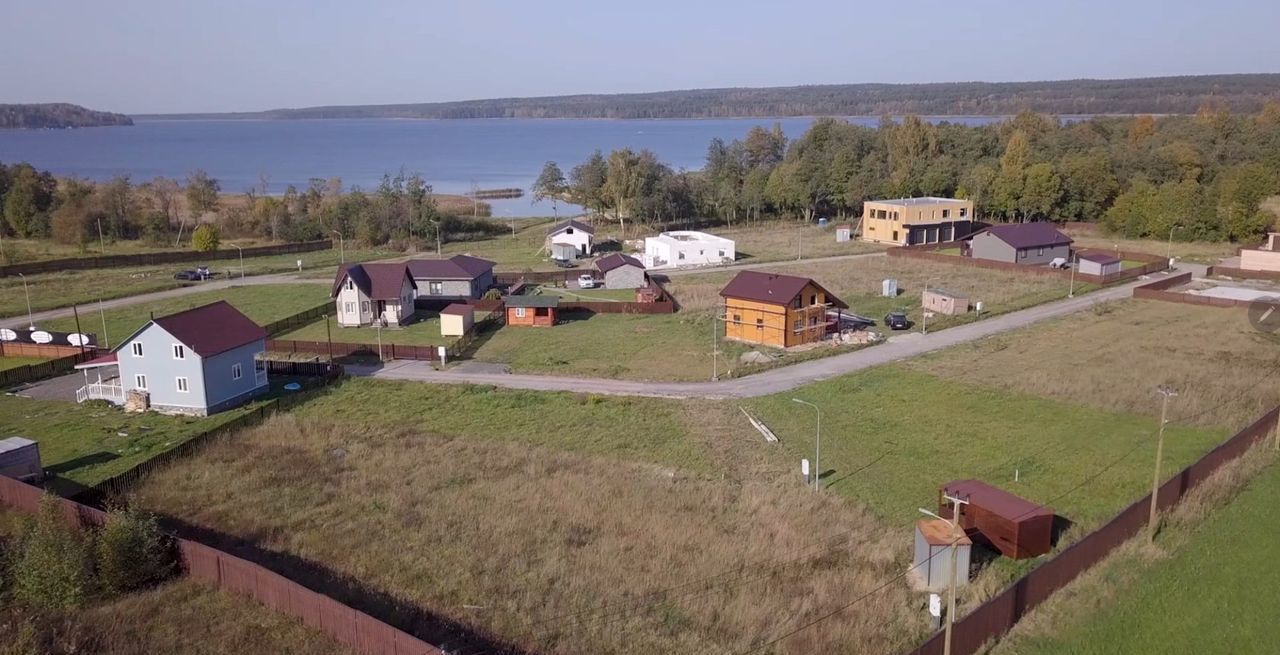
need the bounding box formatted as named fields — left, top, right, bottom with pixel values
left=10, top=496, right=93, bottom=610
left=191, top=224, right=220, bottom=252
left=94, top=508, right=174, bottom=595
left=483, top=288, right=503, bottom=301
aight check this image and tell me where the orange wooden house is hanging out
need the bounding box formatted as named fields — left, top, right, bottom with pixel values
left=504, top=295, right=559, bottom=327
left=719, top=271, right=848, bottom=348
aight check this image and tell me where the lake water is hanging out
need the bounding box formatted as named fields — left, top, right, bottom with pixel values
left=0, top=116, right=1015, bottom=217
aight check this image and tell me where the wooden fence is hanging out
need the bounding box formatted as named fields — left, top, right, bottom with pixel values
left=559, top=300, right=674, bottom=314
left=0, top=350, right=97, bottom=388
left=888, top=244, right=1168, bottom=285
left=1206, top=264, right=1280, bottom=281
left=0, top=342, right=91, bottom=359
left=1131, top=272, right=1279, bottom=309
left=904, top=405, right=1280, bottom=655
left=267, top=339, right=441, bottom=362
left=262, top=302, right=332, bottom=336
left=0, top=240, right=332, bottom=277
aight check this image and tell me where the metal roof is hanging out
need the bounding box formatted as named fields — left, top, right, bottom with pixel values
left=942, top=479, right=1053, bottom=521
left=332, top=263, right=417, bottom=300
left=1078, top=252, right=1121, bottom=264
left=870, top=197, right=969, bottom=207
left=505, top=295, right=560, bottom=308
left=972, top=223, right=1073, bottom=249
left=718, top=270, right=849, bottom=309
left=916, top=519, right=972, bottom=547
left=593, top=253, right=645, bottom=273
left=405, top=254, right=496, bottom=280
left=439, top=303, right=473, bottom=316
left=548, top=219, right=595, bottom=236
left=115, top=301, right=267, bottom=359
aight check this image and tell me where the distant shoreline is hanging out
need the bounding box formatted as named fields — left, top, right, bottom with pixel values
left=129, top=113, right=1165, bottom=123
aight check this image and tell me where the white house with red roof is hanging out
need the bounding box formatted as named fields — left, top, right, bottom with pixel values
left=74, top=301, right=269, bottom=416
left=332, top=262, right=418, bottom=327
left=546, top=220, right=595, bottom=257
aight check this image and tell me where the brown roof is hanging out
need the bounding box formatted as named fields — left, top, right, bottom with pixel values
left=593, top=253, right=644, bottom=273
left=332, top=263, right=416, bottom=300
left=1079, top=252, right=1121, bottom=265
left=916, top=519, right=972, bottom=547
left=405, top=254, right=496, bottom=280
left=718, top=271, right=849, bottom=309
left=972, top=223, right=1073, bottom=249
left=140, top=301, right=267, bottom=358
left=942, top=480, right=1053, bottom=521
left=440, top=303, right=473, bottom=316
left=549, top=219, right=595, bottom=236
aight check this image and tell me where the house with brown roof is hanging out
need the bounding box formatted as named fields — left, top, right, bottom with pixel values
left=591, top=253, right=646, bottom=289
left=719, top=271, right=848, bottom=348
left=405, top=254, right=496, bottom=301
left=968, top=223, right=1073, bottom=265
left=74, top=301, right=269, bottom=416
left=332, top=263, right=417, bottom=327
left=546, top=219, right=595, bottom=257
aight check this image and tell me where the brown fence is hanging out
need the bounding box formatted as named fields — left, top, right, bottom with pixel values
left=267, top=339, right=441, bottom=362
left=888, top=245, right=1168, bottom=285
left=559, top=300, right=674, bottom=314
left=1206, top=264, right=1280, bottom=281
left=262, top=302, right=332, bottom=335
left=904, top=405, right=1280, bottom=655
left=495, top=270, right=579, bottom=285
left=0, top=350, right=97, bottom=388
left=0, top=240, right=333, bottom=277
left=1131, top=272, right=1277, bottom=309
left=0, top=341, right=91, bottom=359
left=0, top=473, right=442, bottom=655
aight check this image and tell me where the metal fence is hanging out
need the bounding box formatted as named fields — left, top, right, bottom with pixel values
left=904, top=405, right=1279, bottom=655
left=267, top=339, right=441, bottom=362
left=0, top=350, right=97, bottom=388
left=1205, top=264, right=1280, bottom=281
left=0, top=240, right=332, bottom=277
left=261, top=302, right=332, bottom=336
left=1131, top=272, right=1278, bottom=309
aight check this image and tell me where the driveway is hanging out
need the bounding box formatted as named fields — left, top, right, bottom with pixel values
left=347, top=274, right=1167, bottom=399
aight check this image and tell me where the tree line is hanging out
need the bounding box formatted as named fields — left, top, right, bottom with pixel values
left=0, top=103, right=133, bottom=129
left=537, top=104, right=1280, bottom=243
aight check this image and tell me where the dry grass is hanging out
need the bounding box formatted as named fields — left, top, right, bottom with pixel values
left=717, top=223, right=885, bottom=262
left=909, top=299, right=1280, bottom=429
left=1063, top=230, right=1235, bottom=264
left=131, top=414, right=925, bottom=655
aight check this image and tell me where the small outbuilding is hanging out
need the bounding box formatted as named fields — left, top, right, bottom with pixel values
left=439, top=304, right=475, bottom=337
left=1077, top=252, right=1123, bottom=276
left=922, top=288, right=969, bottom=315
left=593, top=253, right=647, bottom=289
left=549, top=242, right=579, bottom=262
left=940, top=480, right=1054, bottom=560
left=0, top=437, right=42, bottom=482
left=910, top=519, right=972, bottom=592
left=835, top=225, right=852, bottom=242
left=505, top=296, right=559, bottom=327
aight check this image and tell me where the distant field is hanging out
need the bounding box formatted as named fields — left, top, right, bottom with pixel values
left=717, top=223, right=884, bottom=262
left=1063, top=230, right=1235, bottom=264
left=40, top=283, right=330, bottom=343
left=0, top=237, right=276, bottom=266
left=0, top=355, right=49, bottom=371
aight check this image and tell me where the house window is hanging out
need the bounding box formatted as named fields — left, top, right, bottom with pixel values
left=718, top=249, right=725, bottom=257
left=176, top=377, right=189, bottom=393
left=1019, top=249, right=1027, bottom=259
left=515, top=307, right=526, bottom=318
left=131, top=342, right=143, bottom=358
left=344, top=302, right=355, bottom=313
left=565, top=227, right=574, bottom=234
left=892, top=230, right=899, bottom=241
left=793, top=319, right=803, bottom=332
left=942, top=209, right=950, bottom=219
left=809, top=316, right=819, bottom=326
left=429, top=281, right=443, bottom=295
left=232, top=363, right=242, bottom=380
left=959, top=208, right=968, bottom=218
left=345, top=279, right=354, bottom=291
left=1037, top=247, right=1045, bottom=256
left=809, top=295, right=817, bottom=305
left=678, top=252, right=686, bottom=260
left=361, top=301, right=370, bottom=313
left=135, top=374, right=147, bottom=390
left=755, top=318, right=764, bottom=329
left=732, top=314, right=741, bottom=323
left=172, top=344, right=185, bottom=360
left=698, top=250, right=704, bottom=256
left=793, top=297, right=802, bottom=309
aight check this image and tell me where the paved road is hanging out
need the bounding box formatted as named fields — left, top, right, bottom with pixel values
left=0, top=273, right=328, bottom=329
left=347, top=274, right=1168, bottom=399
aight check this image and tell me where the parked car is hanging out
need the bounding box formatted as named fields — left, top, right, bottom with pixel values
left=884, top=311, right=911, bottom=330
left=174, top=265, right=214, bottom=281
left=577, top=274, right=597, bottom=289
left=553, top=259, right=576, bottom=269
left=1049, top=257, right=1071, bottom=269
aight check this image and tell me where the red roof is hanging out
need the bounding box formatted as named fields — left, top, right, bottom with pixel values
left=145, top=301, right=268, bottom=358
left=440, top=303, right=473, bottom=316
left=593, top=253, right=644, bottom=273
left=719, top=271, right=848, bottom=309
left=1079, top=252, right=1121, bottom=265
left=74, top=352, right=117, bottom=369
left=332, top=263, right=416, bottom=300
left=972, top=223, right=1073, bottom=249
left=942, top=480, right=1053, bottom=521
left=405, top=254, right=496, bottom=280
left=548, top=219, right=595, bottom=236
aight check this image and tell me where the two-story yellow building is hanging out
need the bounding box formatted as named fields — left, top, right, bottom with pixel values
left=719, top=271, right=848, bottom=348
left=859, top=197, right=975, bottom=246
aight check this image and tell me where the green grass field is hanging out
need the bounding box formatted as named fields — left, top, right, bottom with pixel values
left=277, top=312, right=449, bottom=347
left=0, top=355, right=50, bottom=372
left=39, top=284, right=330, bottom=343
left=538, top=286, right=639, bottom=301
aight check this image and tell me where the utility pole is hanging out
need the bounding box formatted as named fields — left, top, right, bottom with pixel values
left=1149, top=385, right=1178, bottom=541
left=920, top=494, right=969, bottom=655
left=18, top=273, right=34, bottom=329
left=1068, top=251, right=1078, bottom=298
left=1166, top=224, right=1181, bottom=263
left=792, top=398, right=821, bottom=490
left=98, top=299, right=110, bottom=349
left=1273, top=406, right=1279, bottom=451
left=96, top=217, right=106, bottom=254
left=325, top=314, right=333, bottom=362
left=711, top=310, right=720, bottom=381
left=231, top=244, right=244, bottom=278
left=330, top=230, right=345, bottom=264
left=922, top=277, right=938, bottom=335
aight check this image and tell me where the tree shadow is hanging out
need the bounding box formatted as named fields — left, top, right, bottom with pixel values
left=45, top=451, right=119, bottom=475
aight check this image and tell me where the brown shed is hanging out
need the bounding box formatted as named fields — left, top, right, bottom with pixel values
left=939, top=480, right=1053, bottom=560
left=504, top=295, right=559, bottom=327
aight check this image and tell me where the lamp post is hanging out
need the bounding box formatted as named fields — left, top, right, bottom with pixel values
left=1068, top=251, right=1078, bottom=298
left=922, top=277, right=939, bottom=335
left=711, top=309, right=720, bottom=381
left=18, top=273, right=34, bottom=330
left=1166, top=224, right=1182, bottom=263
left=791, top=398, right=821, bottom=490
left=1149, top=385, right=1178, bottom=541
left=920, top=498, right=968, bottom=655
left=330, top=230, right=345, bottom=264
left=230, top=244, right=244, bottom=278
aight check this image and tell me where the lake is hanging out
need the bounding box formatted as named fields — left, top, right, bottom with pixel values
left=0, top=116, right=1018, bottom=217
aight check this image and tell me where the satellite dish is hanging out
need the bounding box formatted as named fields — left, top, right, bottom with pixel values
left=67, top=333, right=91, bottom=347
left=0, top=329, right=15, bottom=342
left=30, top=331, right=53, bottom=344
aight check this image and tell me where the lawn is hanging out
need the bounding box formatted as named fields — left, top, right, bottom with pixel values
left=992, top=457, right=1280, bottom=655
left=537, top=286, right=639, bottom=302
left=1062, top=230, right=1234, bottom=265
left=908, top=299, right=1280, bottom=429
left=0, top=355, right=49, bottom=372
left=277, top=312, right=449, bottom=347
left=0, top=246, right=397, bottom=320
left=716, top=222, right=886, bottom=262
left=39, top=284, right=330, bottom=344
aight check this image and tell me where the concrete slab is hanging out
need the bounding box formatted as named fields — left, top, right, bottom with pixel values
left=1190, top=286, right=1280, bottom=302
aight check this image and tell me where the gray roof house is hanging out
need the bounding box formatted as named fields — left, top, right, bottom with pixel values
left=546, top=220, right=595, bottom=256
left=968, top=223, right=1073, bottom=265
left=1077, top=252, right=1123, bottom=276
left=592, top=253, right=647, bottom=289
left=406, top=255, right=496, bottom=301
left=74, top=301, right=269, bottom=416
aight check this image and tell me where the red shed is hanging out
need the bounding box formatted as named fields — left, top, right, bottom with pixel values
left=938, top=479, right=1053, bottom=560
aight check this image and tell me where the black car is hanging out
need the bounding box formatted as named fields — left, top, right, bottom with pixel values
left=552, top=258, right=576, bottom=269
left=174, top=265, right=214, bottom=281
left=884, top=311, right=911, bottom=330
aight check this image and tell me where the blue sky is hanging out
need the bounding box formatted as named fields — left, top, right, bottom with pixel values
left=2, top=0, right=1277, bottom=114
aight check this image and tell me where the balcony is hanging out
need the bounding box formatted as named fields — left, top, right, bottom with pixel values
left=76, top=382, right=125, bottom=404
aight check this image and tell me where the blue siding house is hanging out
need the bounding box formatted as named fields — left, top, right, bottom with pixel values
left=75, top=301, right=269, bottom=416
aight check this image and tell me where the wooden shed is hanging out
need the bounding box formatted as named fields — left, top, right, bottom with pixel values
left=0, top=437, right=42, bottom=482
left=922, top=288, right=969, bottom=316
left=439, top=303, right=474, bottom=337
left=939, top=480, right=1053, bottom=560
left=505, top=295, right=559, bottom=327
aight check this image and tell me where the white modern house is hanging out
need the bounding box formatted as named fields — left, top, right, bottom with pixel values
left=546, top=220, right=595, bottom=257
left=74, top=301, right=269, bottom=416
left=643, top=231, right=735, bottom=269
left=331, top=263, right=418, bottom=327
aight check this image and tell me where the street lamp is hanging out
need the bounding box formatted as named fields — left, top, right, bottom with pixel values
left=230, top=244, right=244, bottom=278
left=17, top=273, right=34, bottom=329
left=922, top=277, right=939, bottom=335
left=791, top=398, right=821, bottom=490
left=330, top=230, right=345, bottom=264
left=1166, top=225, right=1182, bottom=264
left=1068, top=251, right=1079, bottom=298
left=1149, top=385, right=1178, bottom=541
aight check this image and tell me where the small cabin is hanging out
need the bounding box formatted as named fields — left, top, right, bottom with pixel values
left=505, top=296, right=559, bottom=327
left=1078, top=252, right=1123, bottom=276
left=922, top=288, right=969, bottom=316
left=939, top=479, right=1054, bottom=560
left=439, top=304, right=474, bottom=337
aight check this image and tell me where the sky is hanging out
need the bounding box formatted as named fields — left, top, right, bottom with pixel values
left=2, top=0, right=1278, bottom=114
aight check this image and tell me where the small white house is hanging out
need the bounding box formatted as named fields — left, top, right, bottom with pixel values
left=439, top=304, right=474, bottom=337
left=332, top=263, right=417, bottom=327
left=643, top=231, right=735, bottom=269
left=547, top=220, right=595, bottom=257
left=1077, top=252, right=1123, bottom=276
